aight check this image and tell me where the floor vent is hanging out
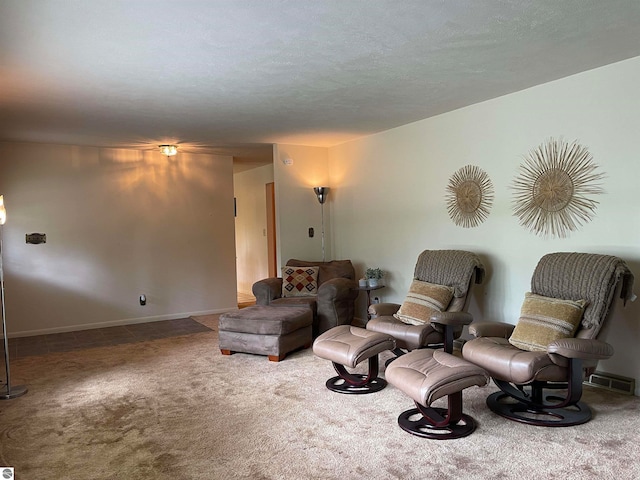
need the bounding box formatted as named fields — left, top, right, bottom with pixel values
left=584, top=371, right=635, bottom=395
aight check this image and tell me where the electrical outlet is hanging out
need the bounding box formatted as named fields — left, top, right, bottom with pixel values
left=139, top=294, right=146, bottom=306
left=373, top=296, right=380, bottom=304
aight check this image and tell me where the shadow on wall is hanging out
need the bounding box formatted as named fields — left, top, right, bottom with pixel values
left=4, top=144, right=234, bottom=335
left=8, top=272, right=134, bottom=335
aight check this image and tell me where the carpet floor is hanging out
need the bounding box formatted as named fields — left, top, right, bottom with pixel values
left=0, top=314, right=638, bottom=480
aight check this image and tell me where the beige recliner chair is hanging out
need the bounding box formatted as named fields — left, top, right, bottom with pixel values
left=462, top=252, right=634, bottom=427
left=253, top=259, right=358, bottom=337
left=367, top=249, right=485, bottom=356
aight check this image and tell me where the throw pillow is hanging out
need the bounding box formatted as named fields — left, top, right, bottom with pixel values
left=508, top=292, right=586, bottom=352
left=393, top=280, right=454, bottom=326
left=282, top=266, right=319, bottom=297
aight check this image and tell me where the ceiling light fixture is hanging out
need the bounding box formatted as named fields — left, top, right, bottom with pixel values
left=159, top=145, right=178, bottom=157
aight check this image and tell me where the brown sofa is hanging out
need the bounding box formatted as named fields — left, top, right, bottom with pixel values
left=252, top=259, right=358, bottom=337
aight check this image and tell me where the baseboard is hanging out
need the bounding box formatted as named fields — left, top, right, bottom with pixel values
left=9, top=307, right=238, bottom=338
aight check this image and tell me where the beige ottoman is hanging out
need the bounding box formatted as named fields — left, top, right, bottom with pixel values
left=313, top=325, right=395, bottom=394
left=386, top=349, right=488, bottom=439
left=219, top=305, right=312, bottom=362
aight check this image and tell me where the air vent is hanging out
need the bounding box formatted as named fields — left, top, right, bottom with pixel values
left=584, top=371, right=635, bottom=395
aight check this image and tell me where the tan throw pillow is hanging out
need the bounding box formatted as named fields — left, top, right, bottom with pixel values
left=282, top=266, right=319, bottom=297
left=394, top=280, right=454, bottom=326
left=509, top=292, right=586, bottom=352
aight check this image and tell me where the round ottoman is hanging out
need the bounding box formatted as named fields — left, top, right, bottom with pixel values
left=313, top=325, right=395, bottom=394
left=386, top=349, right=488, bottom=439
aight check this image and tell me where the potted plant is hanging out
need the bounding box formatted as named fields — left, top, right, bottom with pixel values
left=365, top=267, right=384, bottom=287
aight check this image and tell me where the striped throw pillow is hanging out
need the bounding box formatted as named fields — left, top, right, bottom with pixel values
left=394, top=280, right=454, bottom=326
left=509, top=292, right=586, bottom=352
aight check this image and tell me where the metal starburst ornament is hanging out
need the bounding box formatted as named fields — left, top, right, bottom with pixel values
left=511, top=138, right=605, bottom=238
left=445, top=165, right=494, bottom=228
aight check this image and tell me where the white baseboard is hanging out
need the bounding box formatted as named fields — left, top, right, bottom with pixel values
left=10, top=307, right=238, bottom=338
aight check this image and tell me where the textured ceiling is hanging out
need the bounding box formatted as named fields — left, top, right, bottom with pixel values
left=1, top=0, right=640, bottom=165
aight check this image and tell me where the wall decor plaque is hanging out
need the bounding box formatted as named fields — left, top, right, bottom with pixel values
left=445, top=165, right=494, bottom=228
left=511, top=138, right=605, bottom=238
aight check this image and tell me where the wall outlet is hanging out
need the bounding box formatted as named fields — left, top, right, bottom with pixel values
left=139, top=294, right=146, bottom=306
left=373, top=296, right=380, bottom=304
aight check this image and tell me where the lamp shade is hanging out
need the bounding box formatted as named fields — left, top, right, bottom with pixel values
left=313, top=187, right=329, bottom=205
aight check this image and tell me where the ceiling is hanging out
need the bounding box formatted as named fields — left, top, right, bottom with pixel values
left=1, top=1, right=640, bottom=169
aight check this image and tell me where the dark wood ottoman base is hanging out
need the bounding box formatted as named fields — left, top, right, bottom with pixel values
left=386, top=349, right=488, bottom=439
left=219, top=305, right=313, bottom=362
left=313, top=325, right=396, bottom=394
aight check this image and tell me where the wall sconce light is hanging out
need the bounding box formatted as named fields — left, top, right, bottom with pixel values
left=313, top=187, right=329, bottom=262
left=313, top=187, right=329, bottom=205
left=159, top=145, right=178, bottom=157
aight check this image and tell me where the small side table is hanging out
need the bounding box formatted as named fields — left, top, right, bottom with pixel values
left=357, top=285, right=386, bottom=321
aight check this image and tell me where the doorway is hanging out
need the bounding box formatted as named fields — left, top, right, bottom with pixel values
left=233, top=164, right=276, bottom=307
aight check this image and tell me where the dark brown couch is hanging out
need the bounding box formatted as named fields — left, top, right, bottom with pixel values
left=252, top=259, right=358, bottom=337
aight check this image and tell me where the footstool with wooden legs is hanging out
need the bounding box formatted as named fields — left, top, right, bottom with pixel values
left=313, top=325, right=396, bottom=394
left=219, top=305, right=313, bottom=362
left=385, top=349, right=489, bottom=439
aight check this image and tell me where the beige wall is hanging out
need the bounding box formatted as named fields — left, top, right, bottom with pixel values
left=0, top=142, right=237, bottom=335
left=233, top=164, right=274, bottom=295
left=273, top=144, right=331, bottom=268
left=328, top=56, right=640, bottom=393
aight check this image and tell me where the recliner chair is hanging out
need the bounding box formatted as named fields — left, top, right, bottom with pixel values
left=367, top=249, right=485, bottom=356
left=253, top=259, right=358, bottom=337
left=462, top=252, right=634, bottom=427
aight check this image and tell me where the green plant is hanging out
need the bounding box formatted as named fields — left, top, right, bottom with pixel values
left=365, top=267, right=384, bottom=280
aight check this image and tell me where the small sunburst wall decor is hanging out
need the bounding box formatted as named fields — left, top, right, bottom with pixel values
left=445, top=165, right=494, bottom=228
left=511, top=138, right=605, bottom=238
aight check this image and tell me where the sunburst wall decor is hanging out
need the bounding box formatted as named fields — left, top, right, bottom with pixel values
left=511, top=138, right=605, bottom=238
left=445, top=165, right=494, bottom=228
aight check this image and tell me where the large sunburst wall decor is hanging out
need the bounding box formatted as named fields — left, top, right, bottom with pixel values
left=511, top=138, right=605, bottom=238
left=445, top=165, right=494, bottom=228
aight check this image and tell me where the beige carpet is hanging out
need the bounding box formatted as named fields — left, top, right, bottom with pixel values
left=1, top=314, right=639, bottom=480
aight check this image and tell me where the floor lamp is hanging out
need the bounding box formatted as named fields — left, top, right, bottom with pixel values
left=0, top=195, right=27, bottom=400
left=313, top=187, right=329, bottom=262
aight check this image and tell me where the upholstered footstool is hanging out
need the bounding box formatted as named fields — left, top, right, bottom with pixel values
left=386, top=349, right=488, bottom=439
left=313, top=325, right=395, bottom=394
left=219, top=305, right=312, bottom=362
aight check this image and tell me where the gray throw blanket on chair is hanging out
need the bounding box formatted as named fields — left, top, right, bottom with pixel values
left=531, top=252, right=634, bottom=329
left=413, top=250, right=485, bottom=298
